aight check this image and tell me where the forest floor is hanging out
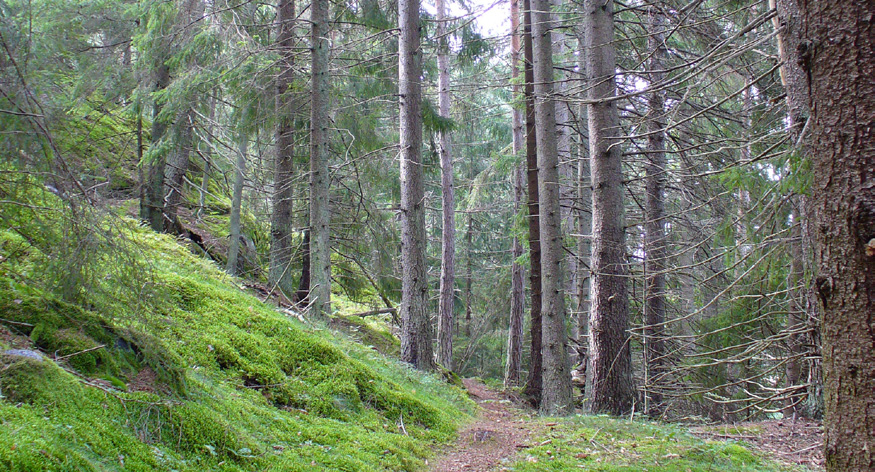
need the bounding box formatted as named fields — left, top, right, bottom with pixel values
left=691, top=419, right=824, bottom=469
left=429, top=380, right=823, bottom=472
left=428, top=379, right=539, bottom=471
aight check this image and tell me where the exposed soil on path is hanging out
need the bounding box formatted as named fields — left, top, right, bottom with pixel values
left=429, top=379, right=538, bottom=472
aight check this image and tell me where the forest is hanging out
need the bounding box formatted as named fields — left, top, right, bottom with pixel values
left=0, top=0, right=872, bottom=470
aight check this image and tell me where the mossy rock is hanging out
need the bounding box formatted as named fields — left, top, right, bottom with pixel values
left=0, top=355, right=81, bottom=406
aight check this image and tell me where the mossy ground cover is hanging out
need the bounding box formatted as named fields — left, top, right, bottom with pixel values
left=506, top=415, right=803, bottom=472
left=0, top=213, right=473, bottom=471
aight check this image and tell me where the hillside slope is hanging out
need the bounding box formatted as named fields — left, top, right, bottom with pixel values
left=0, top=191, right=473, bottom=471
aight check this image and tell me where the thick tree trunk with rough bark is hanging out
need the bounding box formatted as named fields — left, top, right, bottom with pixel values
left=399, top=0, right=432, bottom=371
left=142, top=61, right=170, bottom=233
left=531, top=0, right=572, bottom=416
left=270, top=0, right=297, bottom=298
left=436, top=0, right=456, bottom=370
left=643, top=5, right=667, bottom=417
left=798, top=1, right=875, bottom=470
left=309, top=0, right=330, bottom=318
left=521, top=0, right=543, bottom=406
left=505, top=0, right=525, bottom=388
left=226, top=133, right=247, bottom=275
left=583, top=0, right=633, bottom=416
left=163, top=110, right=194, bottom=235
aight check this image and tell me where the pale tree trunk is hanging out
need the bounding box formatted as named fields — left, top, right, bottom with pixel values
left=226, top=132, right=247, bottom=275
left=551, top=0, right=576, bottom=326
left=798, top=1, right=875, bottom=469
left=309, top=0, right=330, bottom=318
left=270, top=0, right=297, bottom=298
left=521, top=0, right=542, bottom=406
left=531, top=0, right=572, bottom=416
left=643, top=4, right=667, bottom=417
left=436, top=0, right=456, bottom=370
left=399, top=0, right=432, bottom=371
left=504, top=0, right=525, bottom=388
left=574, top=28, right=591, bottom=373
left=583, top=0, right=633, bottom=415
left=197, top=94, right=217, bottom=220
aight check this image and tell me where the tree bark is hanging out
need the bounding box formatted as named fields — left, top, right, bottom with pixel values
left=521, top=0, right=543, bottom=406
left=142, top=60, right=170, bottom=233
left=197, top=94, right=216, bottom=220
left=399, top=0, right=432, bottom=371
left=436, top=0, right=456, bottom=370
left=505, top=0, right=525, bottom=388
left=574, top=27, right=592, bottom=374
left=226, top=132, right=247, bottom=275
left=531, top=0, right=572, bottom=416
left=309, top=0, right=331, bottom=318
left=798, top=1, right=875, bottom=469
left=270, top=0, right=298, bottom=298
left=163, top=109, right=194, bottom=235
left=583, top=0, right=633, bottom=416
left=643, top=4, right=667, bottom=417
left=770, top=0, right=818, bottom=418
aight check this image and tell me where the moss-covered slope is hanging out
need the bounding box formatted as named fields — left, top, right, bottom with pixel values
left=0, top=219, right=472, bottom=472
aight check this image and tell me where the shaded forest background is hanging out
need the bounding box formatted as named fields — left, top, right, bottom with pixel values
left=0, top=0, right=826, bottom=425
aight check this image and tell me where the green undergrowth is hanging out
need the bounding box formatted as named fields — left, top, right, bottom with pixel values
left=0, top=208, right=473, bottom=471
left=507, top=415, right=801, bottom=472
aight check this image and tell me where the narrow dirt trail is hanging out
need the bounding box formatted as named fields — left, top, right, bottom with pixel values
left=428, top=379, right=539, bottom=472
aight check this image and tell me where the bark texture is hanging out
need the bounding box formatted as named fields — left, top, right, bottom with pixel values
left=436, top=0, right=456, bottom=370
left=798, top=1, right=875, bottom=469
left=643, top=4, right=667, bottom=416
left=531, top=0, right=572, bottom=416
left=226, top=133, right=247, bottom=275
left=309, top=0, right=331, bottom=318
left=521, top=0, right=543, bottom=406
left=504, top=0, right=525, bottom=388
left=142, top=60, right=170, bottom=233
left=574, top=27, right=591, bottom=373
left=269, top=0, right=298, bottom=298
left=163, top=110, right=194, bottom=235
left=583, top=0, right=633, bottom=416
left=399, top=0, right=432, bottom=371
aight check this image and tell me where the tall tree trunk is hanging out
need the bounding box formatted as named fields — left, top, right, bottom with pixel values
left=198, top=94, right=217, bottom=220
left=574, top=27, right=591, bottom=373
left=163, top=109, right=194, bottom=235
left=531, top=0, right=572, bottom=416
left=583, top=0, right=633, bottom=416
left=436, top=0, right=456, bottom=370
left=270, top=0, right=297, bottom=298
left=399, top=0, right=432, bottom=371
left=643, top=4, right=667, bottom=417
left=309, top=0, right=331, bottom=318
left=522, top=0, right=543, bottom=406
left=465, top=214, right=473, bottom=338
left=142, top=61, right=170, bottom=233
left=798, top=1, right=875, bottom=469
left=163, top=0, right=204, bottom=235
left=227, top=132, right=247, bottom=275
left=505, top=0, right=525, bottom=388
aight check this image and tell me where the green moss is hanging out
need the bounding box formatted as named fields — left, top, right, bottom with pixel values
left=0, top=215, right=473, bottom=471
left=0, top=355, right=79, bottom=406
left=507, top=415, right=801, bottom=472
